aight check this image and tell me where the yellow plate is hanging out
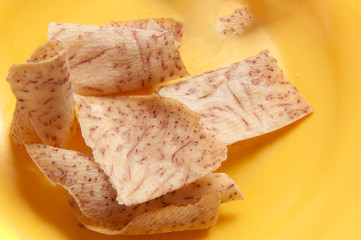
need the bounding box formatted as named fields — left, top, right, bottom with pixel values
left=1, top=0, right=361, bottom=239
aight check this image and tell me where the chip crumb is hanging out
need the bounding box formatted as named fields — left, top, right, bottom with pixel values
left=215, top=7, right=254, bottom=35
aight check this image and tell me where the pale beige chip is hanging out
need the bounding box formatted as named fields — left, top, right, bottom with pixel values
left=48, top=22, right=188, bottom=96
left=105, top=18, right=184, bottom=42
left=75, top=94, right=228, bottom=205
left=10, top=102, right=40, bottom=147
left=157, top=50, right=313, bottom=145
left=215, top=7, right=254, bottom=35
left=25, top=143, right=242, bottom=235
left=7, top=41, right=76, bottom=147
left=25, top=143, right=119, bottom=221
left=69, top=193, right=221, bottom=235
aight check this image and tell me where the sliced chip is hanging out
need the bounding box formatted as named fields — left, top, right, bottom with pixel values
left=157, top=50, right=313, bottom=145
left=215, top=7, right=253, bottom=35
left=74, top=94, right=227, bottom=205
left=25, top=143, right=242, bottom=235
left=25, top=143, right=117, bottom=221
left=105, top=18, right=184, bottom=42
left=69, top=193, right=221, bottom=235
left=7, top=41, right=76, bottom=147
left=10, top=102, right=40, bottom=147
left=48, top=22, right=188, bottom=96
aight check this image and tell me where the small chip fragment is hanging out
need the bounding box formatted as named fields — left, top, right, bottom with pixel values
left=48, top=22, right=188, bottom=95
left=105, top=18, right=184, bottom=42
left=75, top=94, right=228, bottom=205
left=25, top=143, right=242, bottom=235
left=7, top=41, right=76, bottom=147
left=215, top=7, right=254, bottom=35
left=157, top=50, right=313, bottom=145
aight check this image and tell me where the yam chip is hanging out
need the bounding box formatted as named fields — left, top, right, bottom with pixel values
left=25, top=143, right=242, bottom=235
left=75, top=94, right=227, bottom=205
left=215, top=7, right=254, bottom=35
left=7, top=41, right=76, bottom=147
left=105, top=18, right=184, bottom=42
left=157, top=50, right=313, bottom=145
left=48, top=22, right=188, bottom=95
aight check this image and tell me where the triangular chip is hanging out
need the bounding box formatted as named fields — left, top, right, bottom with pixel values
left=105, top=18, right=184, bottom=42
left=157, top=50, right=313, bottom=145
left=25, top=143, right=242, bottom=235
left=7, top=41, right=76, bottom=147
left=215, top=7, right=254, bottom=35
left=48, top=22, right=188, bottom=95
left=25, top=143, right=118, bottom=221
left=75, top=94, right=227, bottom=205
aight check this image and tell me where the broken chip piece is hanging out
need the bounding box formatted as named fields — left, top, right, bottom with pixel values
left=157, top=50, right=313, bottom=145
left=215, top=7, right=254, bottom=35
left=48, top=22, right=188, bottom=96
left=74, top=94, right=228, bottom=206
left=7, top=41, right=76, bottom=148
left=25, top=143, right=242, bottom=235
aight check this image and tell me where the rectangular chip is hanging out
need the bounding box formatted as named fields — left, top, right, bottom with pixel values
left=157, top=50, right=313, bottom=145
left=48, top=22, right=188, bottom=95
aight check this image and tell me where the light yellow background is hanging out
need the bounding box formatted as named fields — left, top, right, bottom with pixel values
left=0, top=0, right=361, bottom=239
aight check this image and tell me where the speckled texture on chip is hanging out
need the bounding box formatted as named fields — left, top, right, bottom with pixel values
left=75, top=94, right=228, bottom=206
left=157, top=50, right=313, bottom=145
left=7, top=41, right=76, bottom=148
left=105, top=18, right=184, bottom=42
left=25, top=143, right=242, bottom=235
left=48, top=22, right=188, bottom=95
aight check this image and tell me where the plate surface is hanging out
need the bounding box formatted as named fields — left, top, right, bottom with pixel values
left=1, top=0, right=361, bottom=239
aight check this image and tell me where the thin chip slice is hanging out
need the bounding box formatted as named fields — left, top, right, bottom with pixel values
left=48, top=22, right=188, bottom=96
left=75, top=94, right=227, bottom=205
left=25, top=143, right=117, bottom=221
left=10, top=102, right=41, bottom=147
left=69, top=193, right=221, bottom=235
left=7, top=41, right=76, bottom=147
left=157, top=50, right=313, bottom=145
left=25, top=143, right=242, bottom=235
left=215, top=7, right=254, bottom=35
left=105, top=18, right=184, bottom=42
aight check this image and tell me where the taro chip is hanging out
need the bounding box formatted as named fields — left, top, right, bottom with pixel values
left=10, top=102, right=40, bottom=146
left=69, top=193, right=221, bottom=235
left=75, top=94, right=228, bottom=205
left=25, top=142, right=242, bottom=235
left=215, top=7, right=254, bottom=35
left=105, top=18, right=184, bottom=42
left=48, top=22, right=188, bottom=95
left=7, top=41, right=76, bottom=147
left=69, top=173, right=243, bottom=235
left=157, top=50, right=313, bottom=145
